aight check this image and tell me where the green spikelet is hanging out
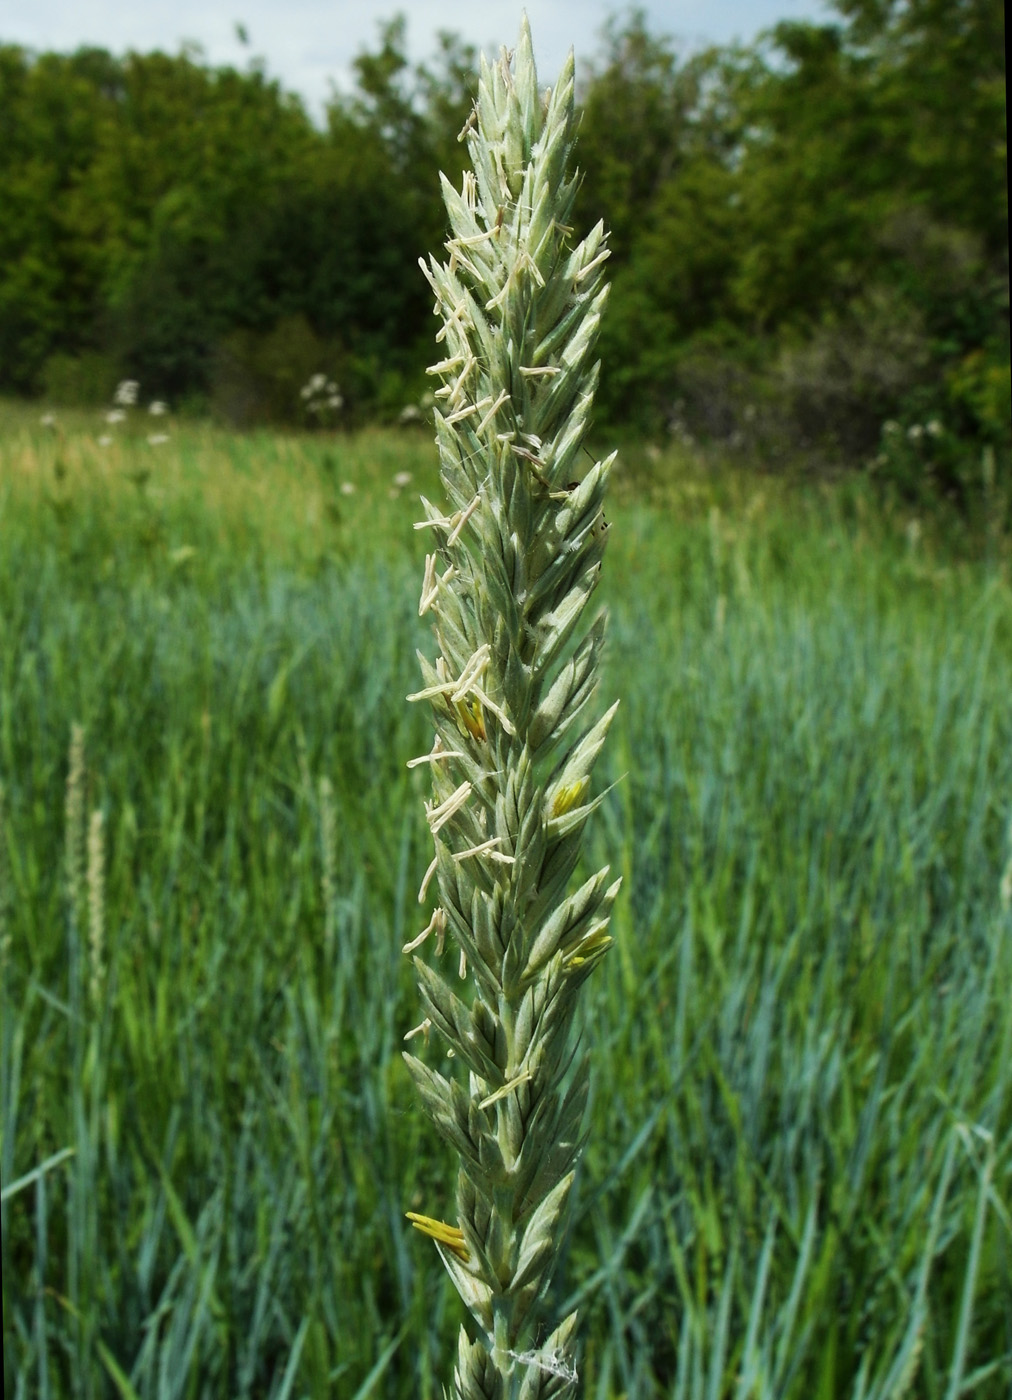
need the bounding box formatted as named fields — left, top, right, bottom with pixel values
left=404, top=18, right=619, bottom=1396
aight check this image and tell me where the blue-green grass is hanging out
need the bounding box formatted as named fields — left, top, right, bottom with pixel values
left=1, top=404, right=1010, bottom=1397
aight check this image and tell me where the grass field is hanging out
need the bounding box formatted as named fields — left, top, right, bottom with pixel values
left=2, top=402, right=1010, bottom=1398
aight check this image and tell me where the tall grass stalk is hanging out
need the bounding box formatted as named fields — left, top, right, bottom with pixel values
left=404, top=20, right=617, bottom=1394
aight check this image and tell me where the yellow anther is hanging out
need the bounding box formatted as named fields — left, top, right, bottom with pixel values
left=550, top=778, right=588, bottom=818
left=406, top=1213, right=471, bottom=1261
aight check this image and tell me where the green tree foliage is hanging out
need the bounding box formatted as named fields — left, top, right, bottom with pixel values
left=572, top=1, right=1007, bottom=469
left=732, top=0, right=1008, bottom=481
left=0, top=26, right=474, bottom=416
left=0, top=44, right=320, bottom=400
left=1, top=2, right=1007, bottom=495
left=0, top=46, right=113, bottom=393
left=731, top=1, right=1007, bottom=334
left=570, top=14, right=743, bottom=425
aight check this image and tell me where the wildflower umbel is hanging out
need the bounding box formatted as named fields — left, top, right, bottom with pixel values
left=405, top=19, right=619, bottom=1396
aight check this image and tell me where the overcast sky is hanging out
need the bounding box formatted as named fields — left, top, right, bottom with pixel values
left=2, top=1, right=831, bottom=116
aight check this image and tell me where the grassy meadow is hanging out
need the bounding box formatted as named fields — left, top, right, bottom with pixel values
left=1, top=401, right=1010, bottom=1397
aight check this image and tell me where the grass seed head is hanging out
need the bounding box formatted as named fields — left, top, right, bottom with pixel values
left=65, top=723, right=86, bottom=919
left=86, top=809, right=105, bottom=1006
left=404, top=16, right=616, bottom=1394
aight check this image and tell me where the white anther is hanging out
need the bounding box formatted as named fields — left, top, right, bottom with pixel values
left=446, top=493, right=482, bottom=546
left=451, top=837, right=515, bottom=865
left=417, top=854, right=439, bottom=904
left=424, top=782, right=473, bottom=836
left=402, top=907, right=448, bottom=954
left=474, top=389, right=510, bottom=437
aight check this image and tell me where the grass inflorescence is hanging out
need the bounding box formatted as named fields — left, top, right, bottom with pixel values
left=404, top=22, right=620, bottom=1394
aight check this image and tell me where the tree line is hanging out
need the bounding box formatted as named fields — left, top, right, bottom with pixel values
left=1, top=1, right=1007, bottom=494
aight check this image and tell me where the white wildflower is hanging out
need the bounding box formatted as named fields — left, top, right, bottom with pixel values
left=106, top=409, right=126, bottom=425
left=148, top=400, right=168, bottom=416
left=113, top=379, right=139, bottom=407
